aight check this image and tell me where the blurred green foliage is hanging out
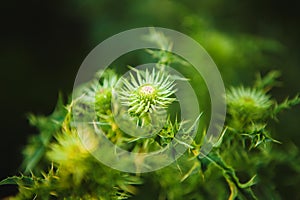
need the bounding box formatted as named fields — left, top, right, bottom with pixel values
left=1, top=0, right=300, bottom=199
left=2, top=29, right=300, bottom=199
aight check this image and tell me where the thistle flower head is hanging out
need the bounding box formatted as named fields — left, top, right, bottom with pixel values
left=118, top=68, right=176, bottom=118
left=227, top=86, right=272, bottom=121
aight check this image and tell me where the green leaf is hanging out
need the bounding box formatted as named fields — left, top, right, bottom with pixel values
left=254, top=70, right=281, bottom=91
left=199, top=152, right=257, bottom=199
left=273, top=94, right=300, bottom=118
left=0, top=175, right=34, bottom=187
left=22, top=93, right=67, bottom=173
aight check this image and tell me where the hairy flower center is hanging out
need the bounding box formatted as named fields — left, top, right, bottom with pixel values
left=139, top=84, right=156, bottom=97
left=242, top=97, right=255, bottom=103
left=140, top=85, right=155, bottom=94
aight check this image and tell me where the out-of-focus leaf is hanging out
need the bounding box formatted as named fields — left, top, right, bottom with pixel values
left=272, top=95, right=300, bottom=119
left=0, top=175, right=34, bottom=187
left=22, top=93, right=67, bottom=173
left=200, top=152, right=257, bottom=199
left=254, top=70, right=281, bottom=91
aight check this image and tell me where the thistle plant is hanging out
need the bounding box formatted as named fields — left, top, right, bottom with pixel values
left=225, top=72, right=300, bottom=149
left=1, top=30, right=300, bottom=200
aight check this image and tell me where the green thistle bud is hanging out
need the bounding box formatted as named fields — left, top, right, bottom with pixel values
left=77, top=70, right=118, bottom=117
left=227, top=86, right=272, bottom=122
left=118, top=68, right=177, bottom=119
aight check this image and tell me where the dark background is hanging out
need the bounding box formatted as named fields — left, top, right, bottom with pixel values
left=1, top=0, right=300, bottom=197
